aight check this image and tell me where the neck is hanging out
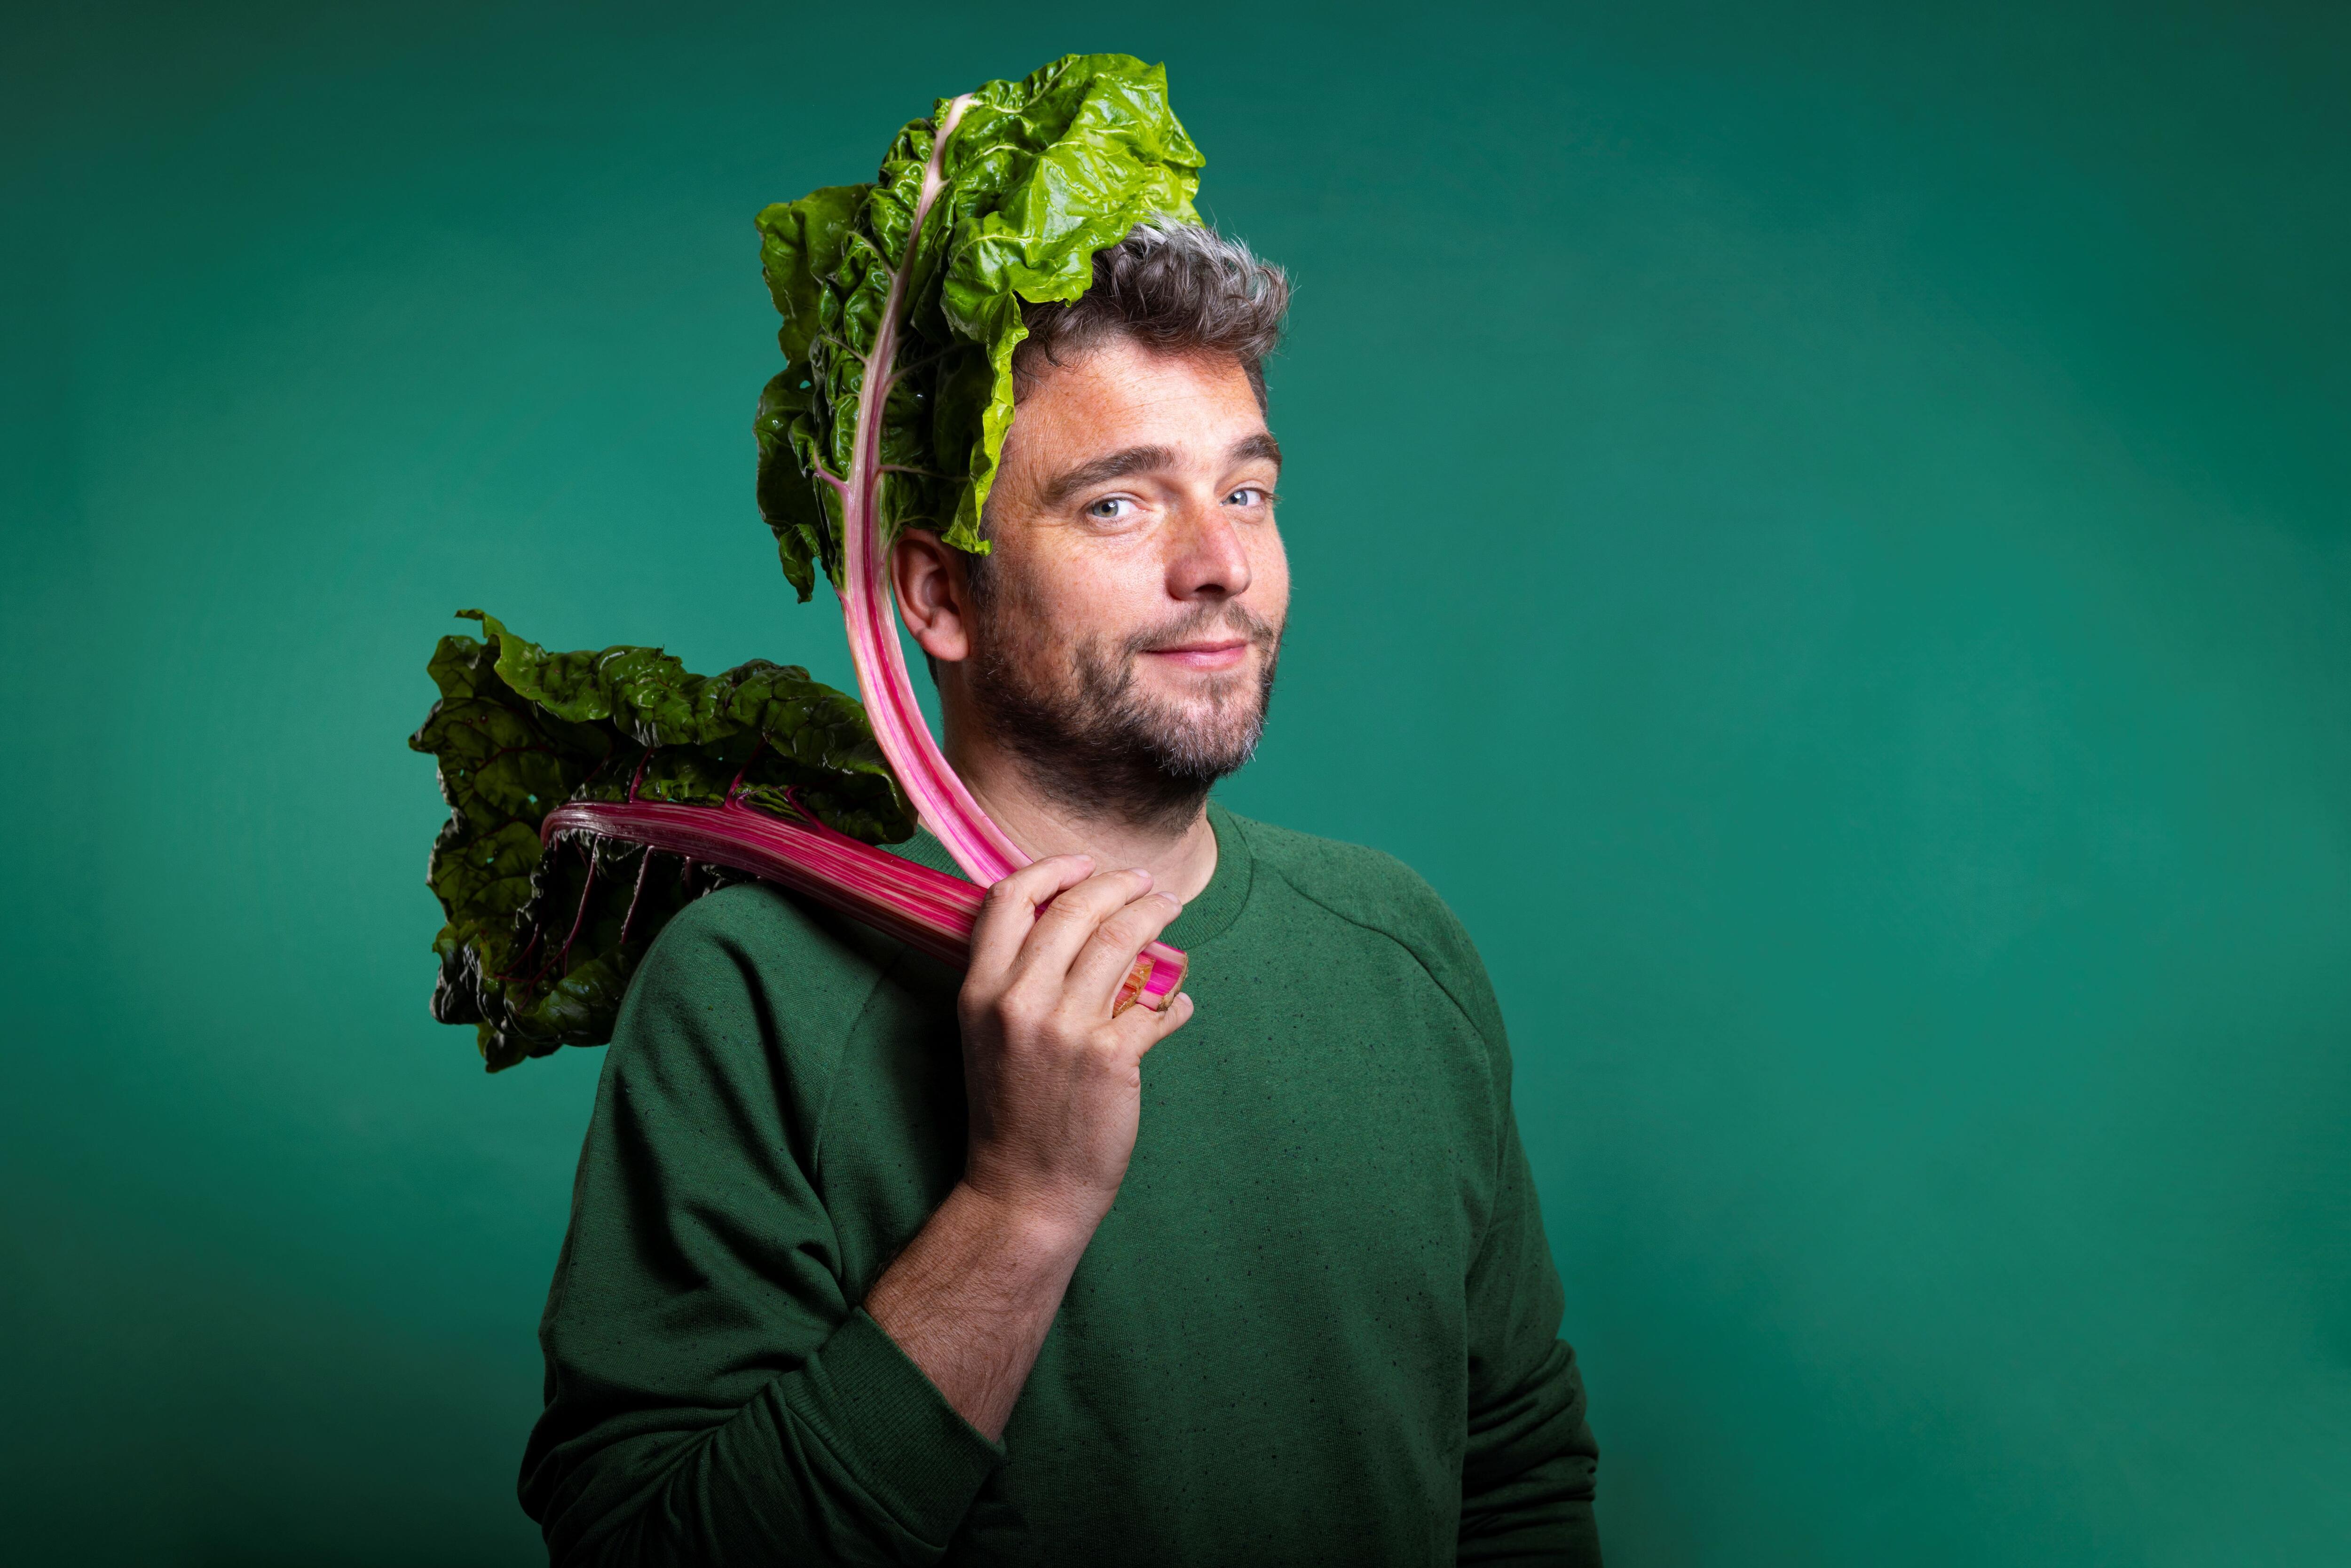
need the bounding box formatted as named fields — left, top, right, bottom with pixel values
left=942, top=718, right=1221, bottom=905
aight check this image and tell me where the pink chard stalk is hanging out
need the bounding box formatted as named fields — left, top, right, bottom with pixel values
left=738, top=55, right=1206, bottom=1012
left=413, top=58, right=1204, bottom=1069
left=820, top=89, right=1183, bottom=1012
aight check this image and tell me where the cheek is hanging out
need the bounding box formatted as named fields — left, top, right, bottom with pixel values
left=1039, top=541, right=1170, bottom=630
left=1250, top=528, right=1293, bottom=612
left=994, top=541, right=1155, bottom=651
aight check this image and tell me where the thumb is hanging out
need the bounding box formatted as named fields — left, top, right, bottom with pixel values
left=1128, top=991, right=1195, bottom=1058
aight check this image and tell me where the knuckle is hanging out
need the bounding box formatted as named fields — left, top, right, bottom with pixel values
left=1085, top=924, right=1144, bottom=963
left=1075, top=870, right=1144, bottom=906
left=1080, top=873, right=1135, bottom=905
left=1037, top=895, right=1090, bottom=928
left=994, top=987, right=1047, bottom=1032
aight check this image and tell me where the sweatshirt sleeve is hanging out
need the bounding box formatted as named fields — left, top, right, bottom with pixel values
left=1456, top=991, right=1602, bottom=1562
left=518, top=891, right=1002, bottom=1565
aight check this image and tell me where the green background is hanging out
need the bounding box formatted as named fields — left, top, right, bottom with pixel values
left=6, top=2, right=2346, bottom=1562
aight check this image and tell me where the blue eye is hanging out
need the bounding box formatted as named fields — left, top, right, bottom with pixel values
left=1087, top=496, right=1134, bottom=520
left=1225, top=487, right=1264, bottom=506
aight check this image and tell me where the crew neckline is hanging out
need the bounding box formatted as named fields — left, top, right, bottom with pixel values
left=887, top=800, right=1253, bottom=955
left=1165, top=801, right=1251, bottom=950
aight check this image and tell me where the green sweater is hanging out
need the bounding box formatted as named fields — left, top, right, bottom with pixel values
left=521, top=804, right=1599, bottom=1565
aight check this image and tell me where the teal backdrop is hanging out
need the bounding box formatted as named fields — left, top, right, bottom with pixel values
left=5, top=2, right=2346, bottom=1562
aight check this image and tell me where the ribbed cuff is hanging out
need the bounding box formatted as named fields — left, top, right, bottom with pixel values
left=782, top=1308, right=1005, bottom=1545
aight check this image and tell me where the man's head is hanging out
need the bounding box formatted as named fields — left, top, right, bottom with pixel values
left=894, top=221, right=1292, bottom=831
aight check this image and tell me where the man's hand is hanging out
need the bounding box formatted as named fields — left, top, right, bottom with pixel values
left=864, top=855, right=1193, bottom=1440
left=959, top=855, right=1195, bottom=1238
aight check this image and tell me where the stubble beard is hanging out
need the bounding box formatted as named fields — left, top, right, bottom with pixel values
left=964, top=589, right=1284, bottom=834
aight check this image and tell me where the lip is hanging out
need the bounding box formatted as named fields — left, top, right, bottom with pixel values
left=1143, top=638, right=1251, bottom=672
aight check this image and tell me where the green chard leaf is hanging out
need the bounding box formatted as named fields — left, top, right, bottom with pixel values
left=407, top=611, right=915, bottom=1071
left=414, top=56, right=1203, bottom=1067
left=752, top=53, right=1203, bottom=596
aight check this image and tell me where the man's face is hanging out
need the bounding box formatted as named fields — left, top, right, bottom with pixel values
left=959, top=334, right=1290, bottom=824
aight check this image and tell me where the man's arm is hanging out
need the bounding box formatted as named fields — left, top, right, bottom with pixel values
left=864, top=856, right=1191, bottom=1439
left=1458, top=1099, right=1602, bottom=1564
left=521, top=856, right=1187, bottom=1565
left=1381, top=872, right=1600, bottom=1563
left=1457, top=1009, right=1602, bottom=1563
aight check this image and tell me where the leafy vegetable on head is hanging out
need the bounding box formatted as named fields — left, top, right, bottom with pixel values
left=749, top=46, right=1204, bottom=977
left=409, top=611, right=912, bottom=1070
left=412, top=53, right=1202, bottom=1071
left=753, top=52, right=1204, bottom=596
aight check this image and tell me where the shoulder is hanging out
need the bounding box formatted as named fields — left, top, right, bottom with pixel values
left=607, top=879, right=915, bottom=1103
left=632, top=880, right=903, bottom=1009
left=648, top=876, right=832, bottom=952
left=1229, top=813, right=1444, bottom=923
left=1223, top=811, right=1509, bottom=1053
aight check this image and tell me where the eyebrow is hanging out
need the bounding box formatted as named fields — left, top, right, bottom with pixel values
left=1039, top=445, right=1179, bottom=509
left=1230, top=431, right=1284, bottom=471
left=1038, top=433, right=1285, bottom=509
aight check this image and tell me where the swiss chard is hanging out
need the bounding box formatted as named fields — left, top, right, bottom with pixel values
left=409, top=611, right=912, bottom=1070
left=751, top=53, right=1194, bottom=1004
left=754, top=52, right=1204, bottom=579
left=415, top=55, right=1201, bottom=1070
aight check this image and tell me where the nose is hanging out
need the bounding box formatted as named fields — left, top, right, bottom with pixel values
left=1165, top=498, right=1253, bottom=602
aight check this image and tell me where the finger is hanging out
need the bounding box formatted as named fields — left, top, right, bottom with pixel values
left=1065, top=890, right=1184, bottom=1017
left=1119, top=989, right=1195, bottom=1057
left=1005, top=867, right=1158, bottom=991
left=967, top=855, right=1095, bottom=992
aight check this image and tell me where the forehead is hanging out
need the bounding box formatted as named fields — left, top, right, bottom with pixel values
left=1002, top=339, right=1268, bottom=480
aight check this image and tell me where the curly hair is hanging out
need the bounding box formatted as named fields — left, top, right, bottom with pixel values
left=1011, top=218, right=1290, bottom=415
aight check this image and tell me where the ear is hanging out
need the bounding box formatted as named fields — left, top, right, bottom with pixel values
left=890, top=529, right=974, bottom=664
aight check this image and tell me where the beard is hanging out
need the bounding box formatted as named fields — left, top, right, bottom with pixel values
left=963, top=589, right=1284, bottom=833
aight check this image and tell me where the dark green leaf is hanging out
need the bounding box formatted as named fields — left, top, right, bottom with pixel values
left=408, top=611, right=915, bottom=1071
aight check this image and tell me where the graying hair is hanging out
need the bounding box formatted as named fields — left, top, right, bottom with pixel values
left=1012, top=218, right=1290, bottom=415
left=944, top=220, right=1290, bottom=633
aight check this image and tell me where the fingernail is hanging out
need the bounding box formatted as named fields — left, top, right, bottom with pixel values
left=1157, top=893, right=1182, bottom=910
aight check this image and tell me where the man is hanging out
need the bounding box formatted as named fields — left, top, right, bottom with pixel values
left=521, top=221, right=1601, bottom=1565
